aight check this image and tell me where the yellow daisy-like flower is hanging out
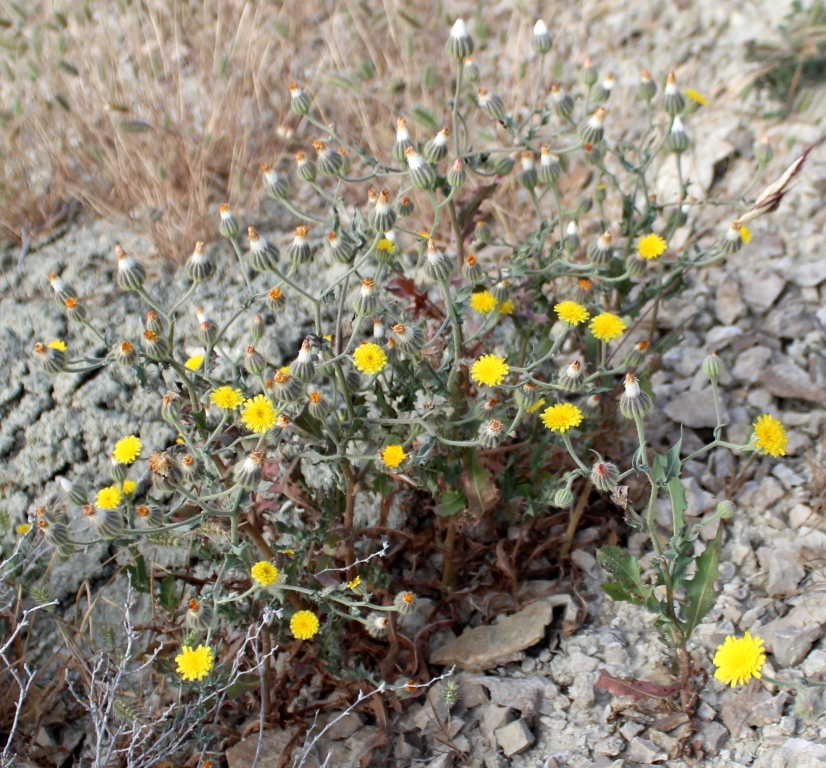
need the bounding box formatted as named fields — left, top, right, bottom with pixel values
left=185, top=355, right=205, bottom=371
left=589, top=313, right=626, bottom=342
left=353, top=342, right=388, bottom=375
left=290, top=610, right=320, bottom=640
left=498, top=299, right=515, bottom=315
left=210, top=386, right=245, bottom=411
left=347, top=575, right=362, bottom=590
left=469, top=290, right=498, bottom=315
left=526, top=397, right=546, bottom=414
left=740, top=225, right=752, bottom=244
left=753, top=414, right=788, bottom=457
left=381, top=444, right=407, bottom=468
left=637, top=233, right=667, bottom=260
left=48, top=340, right=67, bottom=351
left=685, top=88, right=709, bottom=107
left=112, top=435, right=141, bottom=465
left=175, top=644, right=214, bottom=682
left=251, top=561, right=279, bottom=587
left=121, top=480, right=137, bottom=496
left=241, top=395, right=278, bottom=434
left=96, top=486, right=123, bottom=510
left=16, top=523, right=31, bottom=535
left=555, top=301, right=590, bottom=326
left=471, top=355, right=510, bottom=387
left=713, top=633, right=765, bottom=687
left=377, top=238, right=397, bottom=254
left=540, top=402, right=584, bottom=433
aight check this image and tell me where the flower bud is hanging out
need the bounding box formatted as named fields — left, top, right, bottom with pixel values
left=592, top=73, right=615, bottom=103
left=272, top=369, right=303, bottom=402
left=538, top=146, right=562, bottom=186
left=492, top=151, right=516, bottom=176
left=491, top=279, right=510, bottom=303
left=666, top=116, right=690, bottom=154
left=424, top=239, right=453, bottom=282
left=445, top=18, right=474, bottom=60
left=405, top=147, right=437, bottom=190
left=110, top=340, right=136, bottom=366
left=33, top=342, right=68, bottom=373
left=366, top=612, right=390, bottom=638
left=581, top=57, right=598, bottom=86
left=47, top=271, right=77, bottom=304
left=702, top=353, right=724, bottom=381
left=463, top=56, right=479, bottom=81
left=161, top=393, right=181, bottom=424
left=517, top=152, right=538, bottom=190
left=396, top=196, right=415, bottom=218
left=624, top=339, right=650, bottom=369
left=716, top=500, right=735, bottom=519
left=115, top=244, right=146, bottom=292
left=594, top=182, right=607, bottom=204
left=477, top=87, right=505, bottom=120
left=354, top=277, right=378, bottom=316
left=260, top=162, right=288, bottom=200
left=447, top=158, right=467, bottom=190
left=64, top=297, right=87, bottom=323
left=563, top=221, right=580, bottom=253
left=141, top=330, right=168, bottom=360
left=392, top=323, right=424, bottom=354
left=394, top=591, right=417, bottom=614
left=234, top=449, right=265, bottom=489
left=266, top=286, right=286, bottom=311
left=197, top=319, right=217, bottom=346
left=288, top=81, right=312, bottom=115
left=83, top=504, right=122, bottom=539
left=720, top=221, right=744, bottom=254
left=185, top=241, right=216, bottom=283
left=579, top=107, right=605, bottom=144
left=474, top=220, right=492, bottom=243
left=295, top=151, right=316, bottom=183
left=462, top=253, right=484, bottom=283
left=247, top=226, right=280, bottom=272
left=218, top=203, right=239, bottom=238
left=392, top=117, right=415, bottom=163
left=514, top=381, right=539, bottom=408
left=186, top=597, right=214, bottom=630
left=478, top=418, right=504, bottom=449
left=109, top=456, right=128, bottom=484
left=290, top=339, right=316, bottom=382
left=557, top=360, right=585, bottom=392
left=58, top=477, right=88, bottom=506
left=619, top=372, right=652, bottom=420
left=369, top=189, right=397, bottom=233
left=286, top=225, right=312, bottom=266
left=325, top=230, right=356, bottom=264
left=794, top=685, right=823, bottom=724
left=532, top=19, right=552, bottom=54
left=312, top=139, right=342, bottom=176
left=251, top=314, right=265, bottom=343
left=37, top=516, right=70, bottom=551
left=637, top=69, right=657, bottom=102
left=662, top=72, right=685, bottom=116
left=590, top=459, right=620, bottom=492
left=307, top=390, right=330, bottom=419
left=424, top=126, right=449, bottom=164
left=587, top=231, right=614, bottom=266
left=551, top=84, right=574, bottom=119
left=755, top=135, right=773, bottom=166
left=553, top=487, right=574, bottom=508
left=135, top=503, right=164, bottom=528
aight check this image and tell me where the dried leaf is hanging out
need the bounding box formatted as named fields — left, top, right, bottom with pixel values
left=595, top=669, right=682, bottom=701
left=739, top=145, right=813, bottom=223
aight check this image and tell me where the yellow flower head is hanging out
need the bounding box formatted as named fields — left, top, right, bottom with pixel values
left=112, top=435, right=141, bottom=465
left=753, top=414, right=788, bottom=457
left=555, top=301, right=590, bottom=326
left=241, top=395, right=278, bottom=433
left=471, top=355, right=510, bottom=387
left=251, top=561, right=279, bottom=587
left=589, top=313, right=626, bottom=342
left=469, top=290, right=498, bottom=315
left=637, top=233, right=667, bottom=260
left=540, top=402, right=583, bottom=433
left=740, top=225, right=752, bottom=244
left=353, top=342, right=388, bottom=375
left=713, top=633, right=765, bottom=687
left=498, top=299, right=515, bottom=315
left=290, top=610, right=320, bottom=640
left=526, top=397, right=546, bottom=414
left=377, top=238, right=397, bottom=254
left=16, top=523, right=31, bottom=535
left=347, top=575, right=362, bottom=590
left=47, top=339, right=67, bottom=351
left=122, top=480, right=137, bottom=496
left=685, top=88, right=709, bottom=107
left=175, top=644, right=214, bottom=682
left=185, top=355, right=205, bottom=371
left=96, top=486, right=123, bottom=510
left=211, top=386, right=245, bottom=410
left=381, top=444, right=407, bottom=468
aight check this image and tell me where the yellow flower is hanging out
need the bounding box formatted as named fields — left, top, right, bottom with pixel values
left=185, top=355, right=204, bottom=371
left=16, top=523, right=31, bottom=535
left=122, top=480, right=137, bottom=496
left=251, top=561, right=279, bottom=587
left=637, top=233, right=667, bottom=260
left=713, top=633, right=765, bottom=687
left=241, top=395, right=278, bottom=433
left=753, top=414, right=788, bottom=457
left=112, top=435, right=141, bottom=465
left=377, top=238, right=396, bottom=254
left=290, top=610, right=320, bottom=640
left=498, top=299, right=515, bottom=315
left=740, top=225, right=752, bottom=244
left=555, top=301, right=590, bottom=326
left=96, top=486, right=123, bottom=510
left=471, top=355, right=510, bottom=387
left=685, top=88, right=709, bottom=107
left=48, top=339, right=67, bottom=351
left=175, top=644, right=214, bottom=682
left=469, top=290, right=498, bottom=315
left=353, top=342, right=388, bottom=375
left=211, top=386, right=245, bottom=410
left=540, top=402, right=583, bottom=433
left=589, top=313, right=626, bottom=342
left=526, top=397, right=546, bottom=414
left=347, top=575, right=362, bottom=590
left=381, top=444, right=407, bottom=468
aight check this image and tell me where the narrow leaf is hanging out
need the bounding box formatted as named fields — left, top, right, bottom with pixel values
left=595, top=669, right=682, bottom=701
left=667, top=476, right=687, bottom=535
left=681, top=530, right=721, bottom=637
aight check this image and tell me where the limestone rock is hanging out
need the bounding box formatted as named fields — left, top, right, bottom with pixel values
left=761, top=362, right=826, bottom=406
left=761, top=592, right=826, bottom=667
left=664, top=388, right=728, bottom=429
left=494, top=719, right=535, bottom=757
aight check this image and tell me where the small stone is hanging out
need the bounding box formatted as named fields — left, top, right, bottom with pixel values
left=790, top=504, right=814, bottom=529
left=480, top=705, right=513, bottom=738
left=429, top=601, right=554, bottom=672
left=741, top=270, right=786, bottom=312
left=619, top=721, right=645, bottom=741
left=715, top=279, right=746, bottom=324
left=764, top=623, right=825, bottom=668
left=626, top=736, right=667, bottom=763
left=324, top=712, right=364, bottom=740
left=664, top=388, right=728, bottom=429
left=472, top=675, right=559, bottom=717
left=697, top=702, right=716, bottom=722
left=594, top=736, right=625, bottom=756
left=791, top=259, right=826, bottom=288
left=731, top=346, right=774, bottom=384
left=699, top=721, right=729, bottom=755
left=494, top=719, right=535, bottom=757
left=705, top=325, right=744, bottom=351
left=761, top=362, right=826, bottom=407
left=650, top=712, right=691, bottom=733
left=779, top=738, right=826, bottom=765
left=767, top=548, right=806, bottom=597
left=647, top=729, right=680, bottom=757
left=779, top=715, right=797, bottom=735
left=225, top=728, right=295, bottom=768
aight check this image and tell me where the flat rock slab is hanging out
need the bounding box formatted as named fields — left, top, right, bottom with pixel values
left=429, top=601, right=553, bottom=672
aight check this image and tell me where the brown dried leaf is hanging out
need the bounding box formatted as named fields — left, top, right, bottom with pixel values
left=595, top=669, right=682, bottom=701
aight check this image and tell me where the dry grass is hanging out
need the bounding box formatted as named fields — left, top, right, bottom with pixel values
left=0, top=0, right=589, bottom=259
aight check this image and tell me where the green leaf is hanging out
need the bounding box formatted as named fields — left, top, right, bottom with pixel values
left=667, top=475, right=687, bottom=536
left=597, top=546, right=653, bottom=606
left=461, top=448, right=499, bottom=516
left=159, top=575, right=179, bottom=610
left=125, top=555, right=150, bottom=594
left=680, top=531, right=721, bottom=639
left=435, top=490, right=467, bottom=517
left=664, top=431, right=683, bottom=482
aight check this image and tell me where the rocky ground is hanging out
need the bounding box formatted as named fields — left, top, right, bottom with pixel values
left=3, top=0, right=826, bottom=765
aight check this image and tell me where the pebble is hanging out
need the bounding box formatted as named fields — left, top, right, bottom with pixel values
left=761, top=362, right=826, bottom=406
left=698, top=721, right=729, bottom=755
left=715, top=279, right=746, bottom=324
left=741, top=270, right=786, bottom=311
left=619, top=721, right=645, bottom=741
left=625, top=736, right=667, bottom=763
left=664, top=388, right=729, bottom=429
left=494, top=719, right=534, bottom=757
left=731, top=345, right=774, bottom=384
